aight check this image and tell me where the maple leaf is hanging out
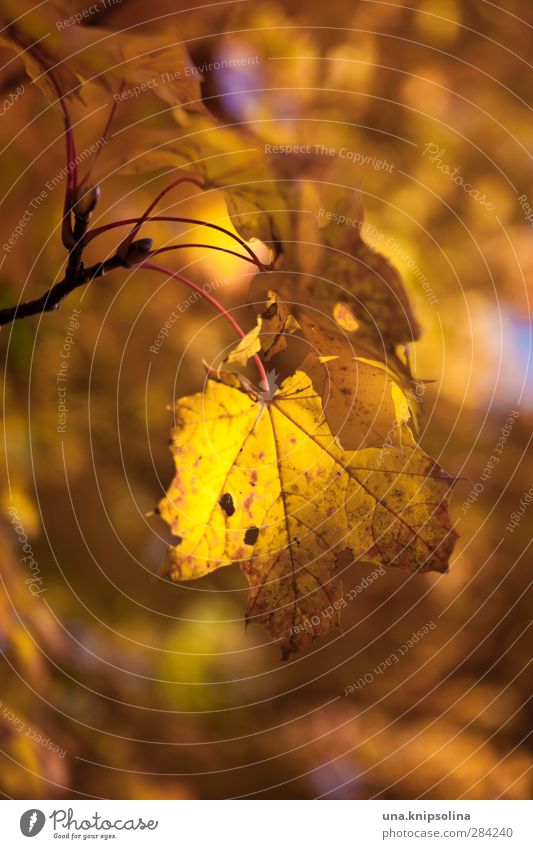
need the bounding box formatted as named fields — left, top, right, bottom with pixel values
left=250, top=168, right=421, bottom=352
left=0, top=1, right=81, bottom=104
left=158, top=372, right=456, bottom=655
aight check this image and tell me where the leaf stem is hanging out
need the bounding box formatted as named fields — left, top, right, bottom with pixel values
left=150, top=243, right=257, bottom=264
left=47, top=71, right=78, bottom=247
left=78, top=86, right=122, bottom=191
left=117, top=175, right=204, bottom=261
left=140, top=261, right=270, bottom=392
left=85, top=215, right=266, bottom=271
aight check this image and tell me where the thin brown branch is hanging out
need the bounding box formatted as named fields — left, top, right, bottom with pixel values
left=0, top=255, right=124, bottom=327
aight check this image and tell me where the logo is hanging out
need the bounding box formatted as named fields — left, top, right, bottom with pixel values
left=20, top=809, right=46, bottom=837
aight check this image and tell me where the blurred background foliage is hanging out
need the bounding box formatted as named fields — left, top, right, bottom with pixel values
left=0, top=0, right=531, bottom=798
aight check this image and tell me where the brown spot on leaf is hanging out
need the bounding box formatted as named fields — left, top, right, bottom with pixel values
left=219, top=493, right=235, bottom=516
left=244, top=526, right=259, bottom=545
left=243, top=494, right=254, bottom=516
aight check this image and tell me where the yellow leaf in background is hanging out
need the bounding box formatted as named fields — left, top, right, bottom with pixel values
left=297, top=313, right=412, bottom=451
left=224, top=321, right=263, bottom=367
left=225, top=292, right=300, bottom=370
left=0, top=2, right=203, bottom=110
left=261, top=166, right=421, bottom=350
left=159, top=372, right=456, bottom=655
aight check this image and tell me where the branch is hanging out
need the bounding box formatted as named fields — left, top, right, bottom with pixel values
left=0, top=233, right=260, bottom=328
left=0, top=256, right=123, bottom=326
left=150, top=243, right=257, bottom=264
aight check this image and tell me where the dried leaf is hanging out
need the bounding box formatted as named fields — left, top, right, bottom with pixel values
left=258, top=292, right=300, bottom=361
left=249, top=280, right=420, bottom=419
left=227, top=294, right=412, bottom=451
left=223, top=291, right=299, bottom=368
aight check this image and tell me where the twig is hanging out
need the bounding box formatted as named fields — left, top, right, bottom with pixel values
left=117, top=175, right=204, bottom=262
left=0, top=256, right=123, bottom=326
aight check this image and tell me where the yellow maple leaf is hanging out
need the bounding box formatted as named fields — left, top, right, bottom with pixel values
left=158, top=371, right=456, bottom=655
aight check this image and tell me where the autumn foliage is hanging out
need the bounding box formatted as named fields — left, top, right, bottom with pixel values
left=0, top=0, right=530, bottom=802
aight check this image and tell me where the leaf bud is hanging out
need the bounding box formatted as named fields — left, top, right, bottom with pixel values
left=124, top=238, right=153, bottom=267
left=72, top=184, right=101, bottom=220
